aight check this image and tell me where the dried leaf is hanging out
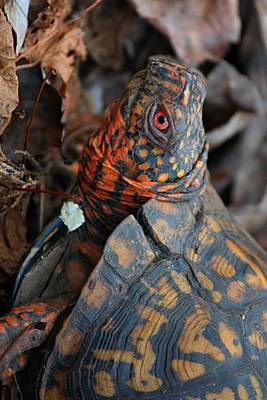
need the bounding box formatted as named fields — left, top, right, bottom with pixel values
left=240, top=1, right=267, bottom=100
left=208, top=112, right=254, bottom=150
left=85, top=0, right=139, bottom=70
left=255, top=0, right=267, bottom=49
left=4, top=0, right=30, bottom=54
left=43, top=22, right=86, bottom=84
left=2, top=67, right=62, bottom=163
left=21, top=0, right=86, bottom=85
left=0, top=205, right=29, bottom=278
left=130, top=0, right=240, bottom=65
left=0, top=10, right=19, bottom=135
left=231, top=188, right=267, bottom=250
left=204, top=61, right=263, bottom=131
left=231, top=116, right=267, bottom=205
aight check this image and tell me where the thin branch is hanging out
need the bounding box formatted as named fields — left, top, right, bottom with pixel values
left=23, top=70, right=53, bottom=155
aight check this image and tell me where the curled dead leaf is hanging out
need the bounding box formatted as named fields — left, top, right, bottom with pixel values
left=0, top=205, right=29, bottom=278
left=4, top=0, right=30, bottom=54
left=19, top=0, right=86, bottom=86
left=41, top=21, right=87, bottom=84
left=208, top=112, right=254, bottom=150
left=130, top=0, right=241, bottom=65
left=85, top=0, right=140, bottom=70
left=0, top=10, right=19, bottom=135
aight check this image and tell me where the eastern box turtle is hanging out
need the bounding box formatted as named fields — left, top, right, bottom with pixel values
left=1, top=56, right=267, bottom=399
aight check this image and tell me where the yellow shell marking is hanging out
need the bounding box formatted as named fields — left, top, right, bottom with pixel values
left=94, top=371, right=116, bottom=398
left=218, top=322, right=242, bottom=357
left=105, top=237, right=136, bottom=269
left=186, top=397, right=201, bottom=400
left=39, top=371, right=66, bottom=400
left=206, top=388, right=235, bottom=400
left=226, top=280, right=246, bottom=303
left=94, top=306, right=167, bottom=393
left=171, top=271, right=191, bottom=294
left=227, top=239, right=267, bottom=290
left=206, top=216, right=221, bottom=233
left=178, top=305, right=225, bottom=362
left=156, top=158, right=163, bottom=166
left=262, top=311, right=267, bottom=332
left=212, top=291, right=222, bottom=303
left=186, top=248, right=199, bottom=262
left=57, top=327, right=84, bottom=357
left=237, top=384, right=249, bottom=400
left=250, top=375, right=263, bottom=399
left=171, top=359, right=205, bottom=382
left=248, top=331, right=266, bottom=350
left=141, top=277, right=179, bottom=309
left=197, top=226, right=215, bottom=246
left=83, top=279, right=109, bottom=310
left=197, top=272, right=213, bottom=290
left=212, top=255, right=236, bottom=278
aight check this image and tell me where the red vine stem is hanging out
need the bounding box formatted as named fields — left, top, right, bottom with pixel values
left=83, top=0, right=103, bottom=16
left=13, top=186, right=72, bottom=198
left=23, top=70, right=53, bottom=154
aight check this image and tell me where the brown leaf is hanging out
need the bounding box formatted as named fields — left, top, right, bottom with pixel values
left=85, top=0, right=140, bottom=70
left=0, top=205, right=29, bottom=278
left=208, top=112, right=254, bottom=150
left=41, top=22, right=86, bottom=84
left=0, top=10, right=19, bottom=135
left=231, top=188, right=267, bottom=250
left=255, top=0, right=267, bottom=50
left=20, top=0, right=86, bottom=86
left=130, top=0, right=241, bottom=65
left=2, top=67, right=63, bottom=163
left=240, top=1, right=267, bottom=100
left=204, top=61, right=263, bottom=131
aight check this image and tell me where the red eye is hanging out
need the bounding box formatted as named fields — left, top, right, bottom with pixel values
left=153, top=111, right=169, bottom=131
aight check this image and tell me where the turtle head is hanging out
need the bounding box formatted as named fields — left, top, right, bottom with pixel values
left=84, top=56, right=208, bottom=201
left=107, top=56, right=207, bottom=188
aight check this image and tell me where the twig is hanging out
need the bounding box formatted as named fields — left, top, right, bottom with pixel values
left=23, top=70, right=53, bottom=155
left=82, top=0, right=103, bottom=16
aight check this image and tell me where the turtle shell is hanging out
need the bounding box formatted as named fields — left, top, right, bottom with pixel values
left=38, top=183, right=267, bottom=399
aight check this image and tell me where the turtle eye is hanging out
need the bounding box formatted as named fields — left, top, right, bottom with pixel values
left=153, top=111, right=169, bottom=131
left=147, top=104, right=173, bottom=147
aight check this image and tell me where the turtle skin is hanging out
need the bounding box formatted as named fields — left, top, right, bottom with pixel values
left=38, top=184, right=267, bottom=399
